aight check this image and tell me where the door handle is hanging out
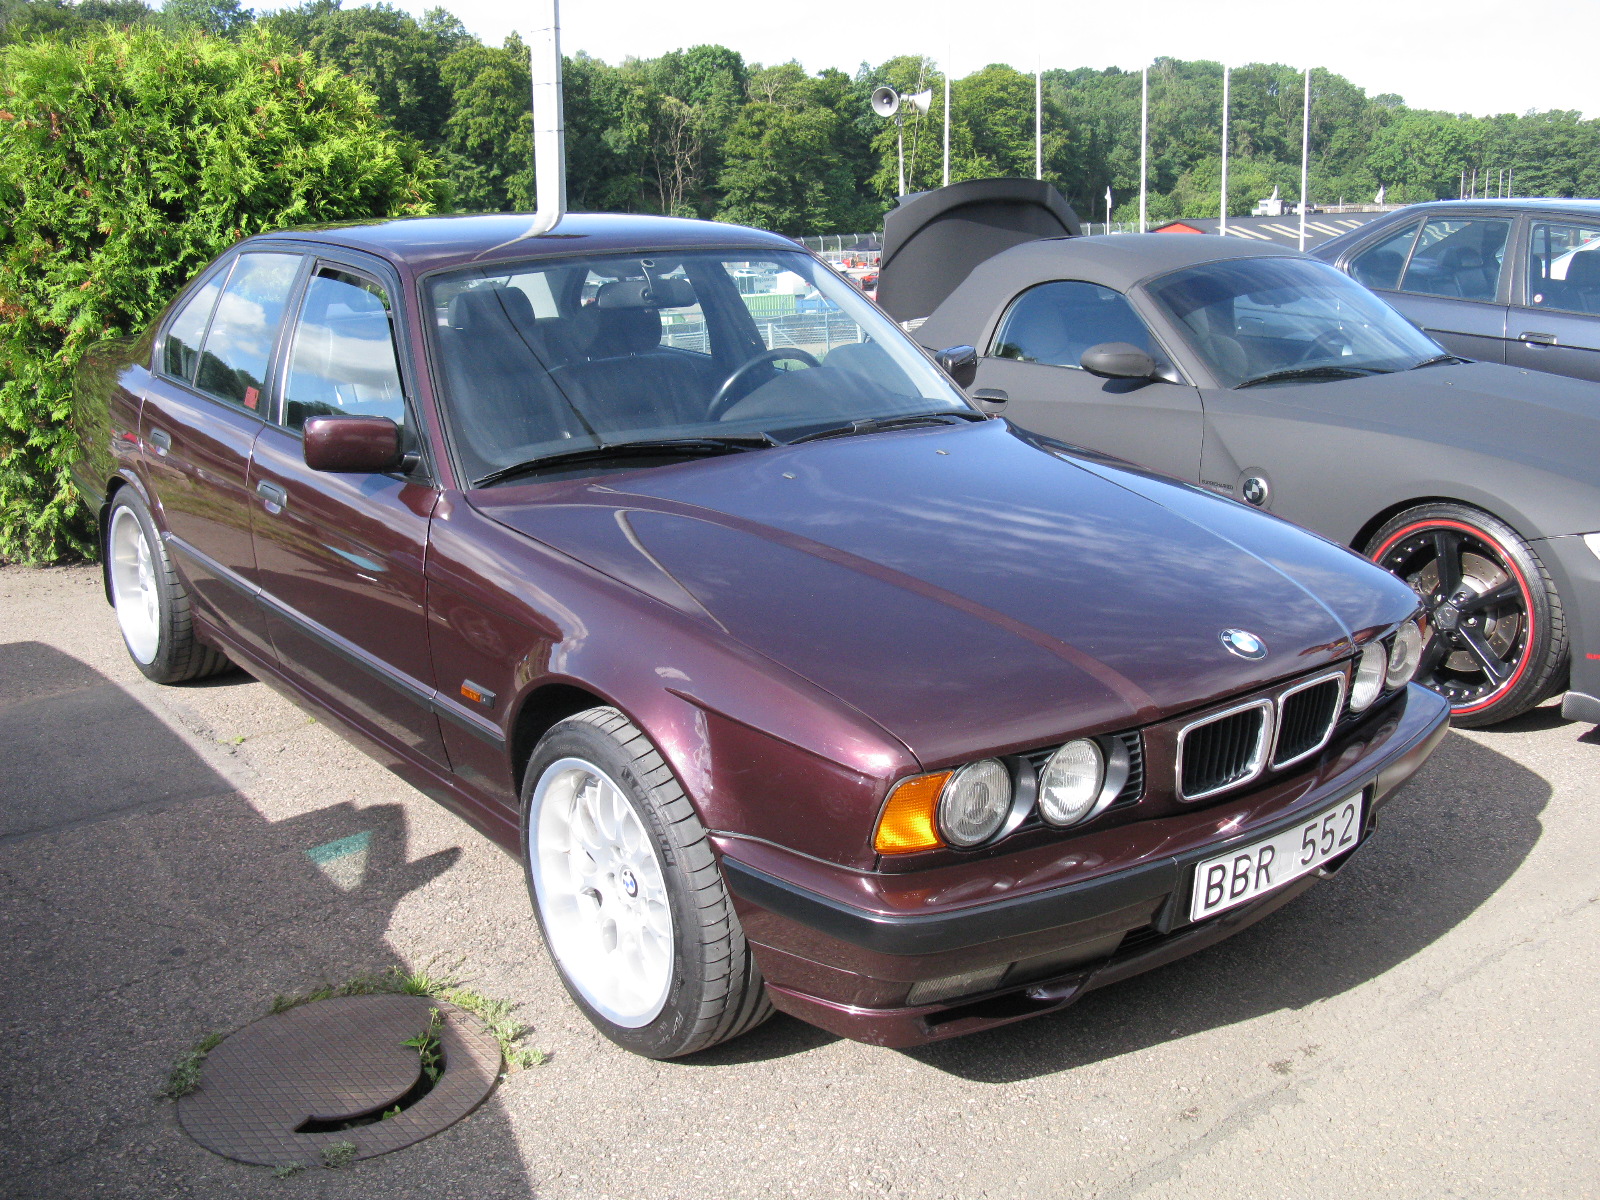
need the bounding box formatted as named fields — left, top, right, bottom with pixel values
left=147, top=428, right=171, bottom=456
left=255, top=480, right=287, bottom=515
left=1519, top=331, right=1557, bottom=345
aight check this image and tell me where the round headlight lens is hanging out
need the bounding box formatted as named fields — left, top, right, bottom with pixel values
left=938, top=759, right=1012, bottom=847
left=1349, top=642, right=1385, bottom=711
left=1038, top=739, right=1105, bottom=827
left=1386, top=619, right=1425, bottom=689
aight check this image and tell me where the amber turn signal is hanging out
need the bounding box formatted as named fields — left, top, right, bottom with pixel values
left=873, top=771, right=952, bottom=854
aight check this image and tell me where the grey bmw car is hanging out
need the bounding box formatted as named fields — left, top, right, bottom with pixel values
left=1314, top=199, right=1600, bottom=385
left=879, top=185, right=1600, bottom=729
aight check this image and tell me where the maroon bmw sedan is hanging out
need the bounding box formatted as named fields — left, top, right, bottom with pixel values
left=70, top=213, right=1449, bottom=1056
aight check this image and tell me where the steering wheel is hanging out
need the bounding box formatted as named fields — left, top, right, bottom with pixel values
left=708, top=348, right=821, bottom=419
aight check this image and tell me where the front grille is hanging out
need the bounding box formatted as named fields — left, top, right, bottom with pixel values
left=1110, top=731, right=1144, bottom=809
left=1177, top=700, right=1271, bottom=800
left=1272, top=673, right=1345, bottom=767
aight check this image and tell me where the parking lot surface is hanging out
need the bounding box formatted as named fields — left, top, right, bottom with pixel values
left=3, top=563, right=1598, bottom=1199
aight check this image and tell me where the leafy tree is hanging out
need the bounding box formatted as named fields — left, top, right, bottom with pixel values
left=0, top=26, right=443, bottom=562
left=439, top=34, right=532, bottom=211
left=0, top=0, right=152, bottom=45
left=159, top=0, right=250, bottom=38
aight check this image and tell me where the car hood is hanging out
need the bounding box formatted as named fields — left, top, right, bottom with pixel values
left=471, top=421, right=1413, bottom=766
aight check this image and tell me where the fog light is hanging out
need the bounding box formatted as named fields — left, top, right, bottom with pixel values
left=1349, top=642, right=1385, bottom=711
left=1386, top=619, right=1424, bottom=689
left=905, top=964, right=1009, bottom=1007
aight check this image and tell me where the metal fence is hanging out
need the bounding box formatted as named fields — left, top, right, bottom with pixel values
left=662, top=306, right=867, bottom=357
left=796, top=233, right=880, bottom=256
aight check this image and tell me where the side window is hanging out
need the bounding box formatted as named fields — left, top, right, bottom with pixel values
left=1397, top=218, right=1510, bottom=302
left=1348, top=221, right=1420, bottom=291
left=162, top=273, right=224, bottom=382
left=193, top=252, right=302, bottom=411
left=282, top=267, right=406, bottom=431
left=991, top=281, right=1156, bottom=368
left=1527, top=221, right=1600, bottom=314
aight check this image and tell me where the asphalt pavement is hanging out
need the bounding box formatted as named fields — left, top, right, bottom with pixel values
left=3, top=563, right=1598, bottom=1200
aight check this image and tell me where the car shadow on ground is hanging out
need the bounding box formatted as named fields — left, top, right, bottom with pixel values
left=0, top=642, right=534, bottom=1198
left=898, top=729, right=1547, bottom=1084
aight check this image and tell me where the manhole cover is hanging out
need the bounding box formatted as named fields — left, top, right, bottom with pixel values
left=178, top=994, right=501, bottom=1167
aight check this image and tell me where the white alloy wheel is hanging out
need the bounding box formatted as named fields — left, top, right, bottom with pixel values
left=109, top=505, right=161, bottom=664
left=528, top=757, right=675, bottom=1028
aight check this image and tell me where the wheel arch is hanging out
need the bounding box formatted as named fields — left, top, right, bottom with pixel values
left=509, top=681, right=616, bottom=794
left=1349, top=493, right=1539, bottom=557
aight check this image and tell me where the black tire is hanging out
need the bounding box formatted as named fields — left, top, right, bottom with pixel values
left=104, top=488, right=232, bottom=684
left=1366, top=502, right=1567, bottom=727
left=520, top=706, right=773, bottom=1058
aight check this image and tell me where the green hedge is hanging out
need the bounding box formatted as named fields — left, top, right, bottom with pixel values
left=0, top=26, right=444, bottom=563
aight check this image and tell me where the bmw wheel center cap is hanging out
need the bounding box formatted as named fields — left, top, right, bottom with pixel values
left=1220, top=628, right=1267, bottom=660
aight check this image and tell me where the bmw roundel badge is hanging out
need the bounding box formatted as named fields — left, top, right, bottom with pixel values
left=1220, top=628, right=1267, bottom=660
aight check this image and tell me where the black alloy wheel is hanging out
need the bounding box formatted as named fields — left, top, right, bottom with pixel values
left=1366, top=503, right=1567, bottom=727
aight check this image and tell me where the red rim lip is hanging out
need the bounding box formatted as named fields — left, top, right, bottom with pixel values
left=1370, top=518, right=1536, bottom=714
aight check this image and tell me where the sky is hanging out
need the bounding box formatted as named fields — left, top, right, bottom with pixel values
left=319, top=0, right=1593, bottom=119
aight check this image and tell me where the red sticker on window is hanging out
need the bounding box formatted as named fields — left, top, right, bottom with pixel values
left=243, top=386, right=259, bottom=410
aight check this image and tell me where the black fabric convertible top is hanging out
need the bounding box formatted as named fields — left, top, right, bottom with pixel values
left=876, top=179, right=1082, bottom=323
left=911, top=233, right=1298, bottom=352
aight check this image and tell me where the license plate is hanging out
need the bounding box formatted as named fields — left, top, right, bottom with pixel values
left=1190, top=791, right=1365, bottom=922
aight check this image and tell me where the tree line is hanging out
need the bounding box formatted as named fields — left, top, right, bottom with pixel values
left=4, top=0, right=1600, bottom=233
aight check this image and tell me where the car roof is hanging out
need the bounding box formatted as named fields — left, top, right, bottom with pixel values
left=982, top=232, right=1302, bottom=291
left=1394, top=198, right=1600, bottom=217
left=245, top=211, right=803, bottom=275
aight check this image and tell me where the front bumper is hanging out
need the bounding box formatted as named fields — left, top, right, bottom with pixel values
left=719, top=681, right=1451, bottom=1048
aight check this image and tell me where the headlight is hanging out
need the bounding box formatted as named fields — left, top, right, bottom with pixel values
left=1038, top=739, right=1104, bottom=826
left=1349, top=642, right=1385, bottom=711
left=1386, top=619, right=1424, bottom=689
left=938, top=759, right=1012, bottom=846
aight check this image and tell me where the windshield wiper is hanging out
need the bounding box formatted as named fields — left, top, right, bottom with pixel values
left=1410, top=353, right=1469, bottom=369
left=1235, top=364, right=1391, bottom=389
left=472, top=434, right=776, bottom=488
left=787, top=411, right=985, bottom=445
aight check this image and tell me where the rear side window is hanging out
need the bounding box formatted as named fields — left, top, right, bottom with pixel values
left=162, top=274, right=223, bottom=382
left=1397, top=218, right=1510, bottom=302
left=1527, top=221, right=1600, bottom=313
left=1347, top=221, right=1420, bottom=291
left=282, top=267, right=406, bottom=431
left=991, top=280, right=1156, bottom=368
left=193, top=252, right=302, bottom=412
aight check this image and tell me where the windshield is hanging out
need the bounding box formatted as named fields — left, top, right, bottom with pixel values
left=1144, top=256, right=1442, bottom=388
left=425, top=249, right=971, bottom=483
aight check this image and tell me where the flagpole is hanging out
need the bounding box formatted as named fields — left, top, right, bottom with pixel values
left=942, top=42, right=951, bottom=188
left=1220, top=65, right=1230, bottom=236
left=1139, top=65, right=1149, bottom=234
left=1298, top=67, right=1310, bottom=251
left=1035, top=54, right=1043, bottom=180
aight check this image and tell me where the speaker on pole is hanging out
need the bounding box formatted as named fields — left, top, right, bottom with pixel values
left=904, top=89, right=933, bottom=115
left=871, top=87, right=901, bottom=118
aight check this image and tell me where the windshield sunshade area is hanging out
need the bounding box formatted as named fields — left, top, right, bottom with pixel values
left=426, top=250, right=972, bottom=485
left=1145, top=256, right=1442, bottom=389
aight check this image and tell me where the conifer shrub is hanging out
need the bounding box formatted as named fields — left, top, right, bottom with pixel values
left=0, top=26, right=444, bottom=562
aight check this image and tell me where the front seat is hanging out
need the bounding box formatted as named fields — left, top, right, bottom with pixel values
left=552, top=281, right=714, bottom=434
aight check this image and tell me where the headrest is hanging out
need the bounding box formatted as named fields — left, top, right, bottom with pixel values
left=1565, top=249, right=1600, bottom=286
left=449, top=286, right=536, bottom=332
left=595, top=277, right=696, bottom=309
left=573, top=303, right=662, bottom=357
left=1440, top=245, right=1483, bottom=270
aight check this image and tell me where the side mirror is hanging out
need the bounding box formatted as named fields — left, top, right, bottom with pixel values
left=970, top=387, right=1009, bottom=414
left=303, top=415, right=404, bottom=474
left=934, top=344, right=979, bottom=388
left=1080, top=342, right=1158, bottom=380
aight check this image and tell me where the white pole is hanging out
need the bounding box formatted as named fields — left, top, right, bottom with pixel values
left=1298, top=67, right=1310, bottom=252
left=1139, top=66, right=1149, bottom=233
left=942, top=63, right=951, bottom=187
left=1220, top=65, right=1230, bottom=235
left=1035, top=56, right=1043, bottom=180
left=1106, top=186, right=1113, bottom=233
left=897, top=122, right=906, bottom=197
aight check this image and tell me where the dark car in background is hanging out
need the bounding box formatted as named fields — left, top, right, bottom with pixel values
left=1314, top=199, right=1600, bottom=384
left=877, top=184, right=1600, bottom=730
left=71, top=212, right=1447, bottom=1057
